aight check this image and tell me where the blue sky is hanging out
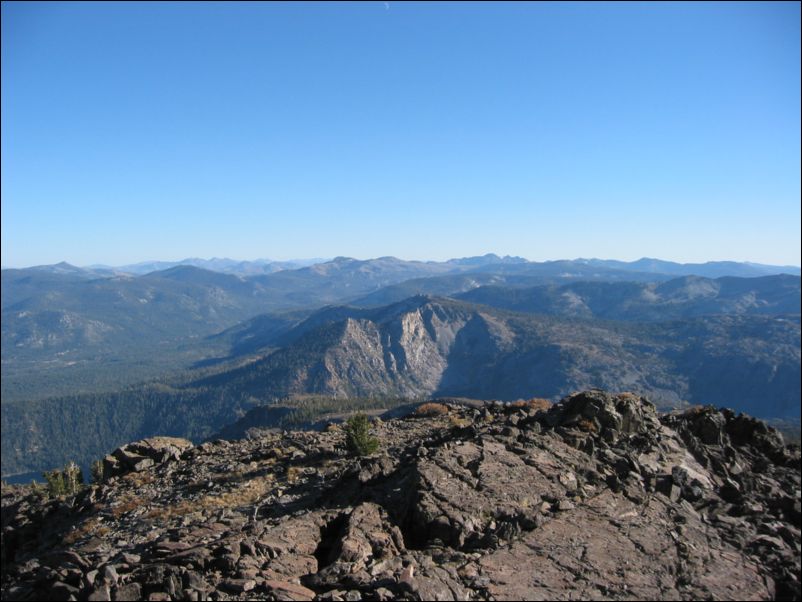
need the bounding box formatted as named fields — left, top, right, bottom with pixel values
left=2, top=1, right=800, bottom=267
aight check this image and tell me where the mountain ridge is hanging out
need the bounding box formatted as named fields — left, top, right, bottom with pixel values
left=188, top=296, right=800, bottom=418
left=9, top=255, right=800, bottom=278
left=13, top=257, right=794, bottom=403
left=3, top=291, right=799, bottom=476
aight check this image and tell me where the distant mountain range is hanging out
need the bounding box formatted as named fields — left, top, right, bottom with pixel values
left=3, top=256, right=798, bottom=401
left=89, top=257, right=329, bottom=276
left=577, top=257, right=802, bottom=278
left=1, top=254, right=800, bottom=477
left=11, top=254, right=801, bottom=278
left=456, top=275, right=802, bottom=321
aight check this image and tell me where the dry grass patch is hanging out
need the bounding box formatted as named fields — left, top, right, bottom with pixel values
left=415, top=402, right=449, bottom=417
left=63, top=518, right=104, bottom=545
left=110, top=495, right=143, bottom=518
left=449, top=415, right=471, bottom=428
left=196, top=474, right=275, bottom=509
left=144, top=502, right=195, bottom=522
left=286, top=466, right=303, bottom=484
left=144, top=475, right=275, bottom=522
left=525, top=398, right=552, bottom=412
left=123, top=471, right=156, bottom=487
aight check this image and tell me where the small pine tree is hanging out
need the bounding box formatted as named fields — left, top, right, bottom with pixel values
left=42, top=461, right=84, bottom=497
left=64, top=461, right=83, bottom=493
left=43, top=469, right=66, bottom=497
left=90, top=460, right=105, bottom=484
left=343, top=413, right=380, bottom=456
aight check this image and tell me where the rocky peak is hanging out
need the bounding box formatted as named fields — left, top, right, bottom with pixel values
left=541, top=389, right=661, bottom=439
left=2, top=391, right=800, bottom=601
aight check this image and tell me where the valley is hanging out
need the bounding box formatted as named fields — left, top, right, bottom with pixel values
left=1, top=256, right=799, bottom=479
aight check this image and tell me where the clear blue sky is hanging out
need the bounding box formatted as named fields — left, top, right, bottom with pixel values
left=2, top=1, right=800, bottom=268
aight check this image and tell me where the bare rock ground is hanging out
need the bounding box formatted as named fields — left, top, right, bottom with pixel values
left=2, top=390, right=800, bottom=600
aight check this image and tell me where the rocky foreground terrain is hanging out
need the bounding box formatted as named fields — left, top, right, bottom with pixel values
left=2, top=391, right=800, bottom=601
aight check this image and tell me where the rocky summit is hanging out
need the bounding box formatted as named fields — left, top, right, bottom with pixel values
left=2, top=391, right=800, bottom=601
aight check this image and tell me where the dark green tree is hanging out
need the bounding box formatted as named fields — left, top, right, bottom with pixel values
left=343, top=413, right=379, bottom=456
left=42, top=469, right=66, bottom=497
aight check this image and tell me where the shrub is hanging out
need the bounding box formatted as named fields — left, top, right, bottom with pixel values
left=449, top=415, right=471, bottom=428
left=526, top=398, right=552, bottom=412
left=90, top=460, right=105, bottom=484
left=286, top=466, right=302, bottom=484
left=43, top=461, right=84, bottom=497
left=343, top=413, right=380, bottom=456
left=414, top=402, right=449, bottom=417
left=42, top=470, right=65, bottom=496
left=64, top=461, right=84, bottom=492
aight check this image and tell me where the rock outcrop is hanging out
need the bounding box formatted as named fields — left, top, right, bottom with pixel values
left=2, top=390, right=800, bottom=601
left=101, top=437, right=195, bottom=479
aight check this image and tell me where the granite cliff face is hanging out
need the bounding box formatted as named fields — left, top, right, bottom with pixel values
left=198, top=297, right=800, bottom=417
left=2, top=391, right=800, bottom=601
left=4, top=292, right=799, bottom=479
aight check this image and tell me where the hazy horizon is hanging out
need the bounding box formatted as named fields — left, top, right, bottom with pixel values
left=2, top=3, right=800, bottom=268
left=3, top=252, right=801, bottom=272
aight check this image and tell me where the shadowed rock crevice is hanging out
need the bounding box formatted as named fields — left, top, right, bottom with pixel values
left=311, top=513, right=350, bottom=571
